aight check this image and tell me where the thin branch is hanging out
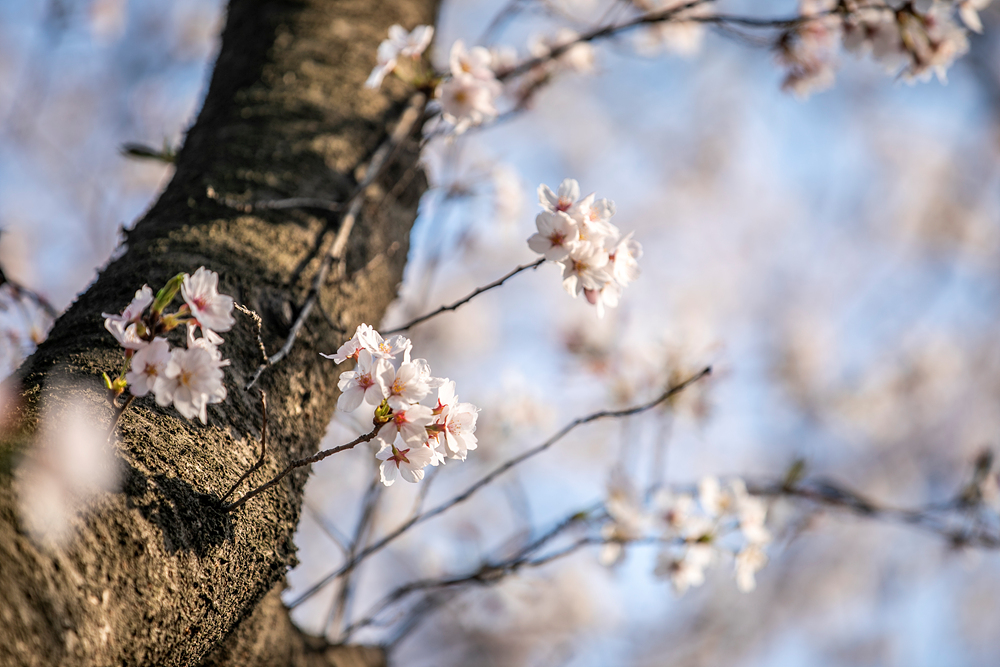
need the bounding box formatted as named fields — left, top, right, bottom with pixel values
left=0, top=272, right=58, bottom=319
left=223, top=423, right=385, bottom=511
left=288, top=366, right=712, bottom=609
left=304, top=501, right=351, bottom=555
left=244, top=93, right=427, bottom=390
left=220, top=391, right=268, bottom=502
left=235, top=303, right=268, bottom=364
left=383, top=258, right=546, bottom=335
left=106, top=394, right=135, bottom=442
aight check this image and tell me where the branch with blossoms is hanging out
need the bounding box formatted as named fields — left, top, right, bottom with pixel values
left=365, top=0, right=990, bottom=139
left=287, top=365, right=712, bottom=610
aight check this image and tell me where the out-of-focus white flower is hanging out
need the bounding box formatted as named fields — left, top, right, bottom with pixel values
left=655, top=543, right=716, bottom=595
left=958, top=0, right=990, bottom=33
left=337, top=349, right=393, bottom=412
left=377, top=441, right=436, bottom=485
left=609, top=232, right=642, bottom=286
left=560, top=243, right=613, bottom=297
left=15, top=398, right=120, bottom=547
left=126, top=338, right=171, bottom=397
left=735, top=544, right=768, bottom=592
left=528, top=210, right=580, bottom=260
left=438, top=72, right=502, bottom=133
left=600, top=470, right=649, bottom=565
left=379, top=403, right=434, bottom=446
left=634, top=0, right=711, bottom=57
left=529, top=28, right=595, bottom=73
left=156, top=345, right=227, bottom=424
left=181, top=267, right=235, bottom=334
left=777, top=4, right=841, bottom=99
left=366, top=24, right=434, bottom=89
left=450, top=40, right=496, bottom=80
left=654, top=488, right=694, bottom=533
left=584, top=280, right=622, bottom=319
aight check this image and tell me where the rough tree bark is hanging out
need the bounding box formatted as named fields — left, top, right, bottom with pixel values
left=0, top=0, right=438, bottom=665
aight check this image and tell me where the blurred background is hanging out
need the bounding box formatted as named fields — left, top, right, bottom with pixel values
left=3, top=0, right=1000, bottom=665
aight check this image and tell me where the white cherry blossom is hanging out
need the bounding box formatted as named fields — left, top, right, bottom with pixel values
left=655, top=543, right=716, bottom=595
left=527, top=210, right=580, bottom=261
left=337, top=349, right=393, bottom=412
left=442, top=400, right=479, bottom=460
left=126, top=338, right=171, bottom=397
left=102, top=285, right=152, bottom=326
left=559, top=243, right=613, bottom=297
left=449, top=40, right=495, bottom=80
left=735, top=544, right=768, bottom=592
left=609, top=233, right=643, bottom=286
left=386, top=359, right=431, bottom=410
left=379, top=403, right=434, bottom=446
left=377, top=441, right=435, bottom=485
left=438, top=73, right=501, bottom=133
left=181, top=267, right=235, bottom=333
left=156, top=345, right=227, bottom=424
left=538, top=178, right=581, bottom=213
left=105, top=320, right=147, bottom=350
left=366, top=24, right=434, bottom=89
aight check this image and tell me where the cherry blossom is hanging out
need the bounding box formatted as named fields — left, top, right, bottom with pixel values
left=538, top=178, right=581, bottom=213
left=528, top=210, right=580, bottom=261
left=735, top=544, right=769, bottom=592
left=438, top=73, right=501, bottom=133
left=365, top=24, right=434, bottom=90
left=449, top=40, right=495, bottom=80
left=379, top=403, right=434, bottom=446
left=102, top=285, right=152, bottom=327
left=155, top=345, right=227, bottom=424
left=559, top=243, right=613, bottom=298
left=126, top=338, right=171, bottom=397
left=105, top=320, right=148, bottom=350
left=337, top=349, right=393, bottom=412
left=386, top=359, right=432, bottom=410
left=181, top=267, right=235, bottom=334
left=655, top=543, right=716, bottom=595
left=377, top=441, right=436, bottom=486
left=441, top=399, right=479, bottom=460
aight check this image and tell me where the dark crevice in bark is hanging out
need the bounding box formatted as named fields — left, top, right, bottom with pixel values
left=0, top=0, right=438, bottom=665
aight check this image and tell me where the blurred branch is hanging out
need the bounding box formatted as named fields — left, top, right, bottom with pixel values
left=383, top=257, right=545, bottom=334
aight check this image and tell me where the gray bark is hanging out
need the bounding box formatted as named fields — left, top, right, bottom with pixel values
left=0, top=0, right=437, bottom=664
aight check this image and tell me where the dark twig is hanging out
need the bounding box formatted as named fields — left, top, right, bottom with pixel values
left=223, top=423, right=385, bottom=511
left=235, top=303, right=268, bottom=364
left=220, top=391, right=268, bottom=502
left=244, top=93, right=427, bottom=391
left=288, top=367, right=712, bottom=609
left=106, top=394, right=135, bottom=442
left=383, top=258, right=546, bottom=335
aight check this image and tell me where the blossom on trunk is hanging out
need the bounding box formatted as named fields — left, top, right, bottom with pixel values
left=126, top=338, right=171, bottom=397
left=181, top=267, right=235, bottom=333
left=366, top=24, right=434, bottom=89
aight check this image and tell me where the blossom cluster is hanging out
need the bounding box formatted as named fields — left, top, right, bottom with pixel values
left=778, top=0, right=987, bottom=98
left=365, top=25, right=594, bottom=134
left=102, top=267, right=234, bottom=424
left=527, top=178, right=642, bottom=318
left=601, top=473, right=771, bottom=595
left=325, top=324, right=480, bottom=486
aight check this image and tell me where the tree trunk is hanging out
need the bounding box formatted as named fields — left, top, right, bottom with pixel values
left=0, top=0, right=437, bottom=664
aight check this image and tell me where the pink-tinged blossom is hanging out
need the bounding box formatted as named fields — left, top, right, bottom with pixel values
left=181, top=267, right=235, bottom=333
left=528, top=210, right=580, bottom=261
left=187, top=325, right=228, bottom=364
left=105, top=320, right=147, bottom=350
left=102, top=285, right=152, bottom=326
left=560, top=243, right=613, bottom=298
left=584, top=281, right=621, bottom=319
left=386, top=359, right=431, bottom=410
left=337, top=349, right=393, bottom=412
left=609, top=232, right=642, bottom=286
left=379, top=403, right=434, bottom=446
left=538, top=178, right=581, bottom=213
left=322, top=336, right=361, bottom=364
left=438, top=72, right=501, bottom=133
left=442, top=399, right=479, bottom=460
left=377, top=441, right=435, bottom=486
left=359, top=325, right=412, bottom=360
left=959, top=0, right=990, bottom=33
left=449, top=40, right=495, bottom=80
left=365, top=24, right=434, bottom=90
left=156, top=346, right=227, bottom=424
left=126, top=338, right=171, bottom=397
